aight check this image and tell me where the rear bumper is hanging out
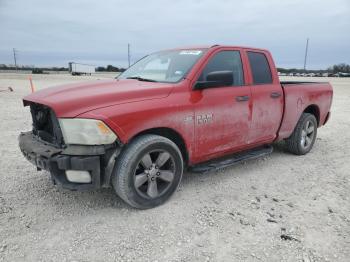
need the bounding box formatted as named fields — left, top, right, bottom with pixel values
left=19, top=131, right=118, bottom=191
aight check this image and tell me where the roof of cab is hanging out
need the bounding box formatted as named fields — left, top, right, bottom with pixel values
left=167, top=45, right=269, bottom=53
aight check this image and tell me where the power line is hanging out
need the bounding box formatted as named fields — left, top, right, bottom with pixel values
left=127, top=43, right=130, bottom=67
left=13, top=48, right=18, bottom=70
left=303, top=38, right=309, bottom=71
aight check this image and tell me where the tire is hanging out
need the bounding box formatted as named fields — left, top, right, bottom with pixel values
left=112, top=134, right=184, bottom=209
left=285, top=113, right=317, bottom=155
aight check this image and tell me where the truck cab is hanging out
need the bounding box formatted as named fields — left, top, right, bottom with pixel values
left=186, top=47, right=284, bottom=161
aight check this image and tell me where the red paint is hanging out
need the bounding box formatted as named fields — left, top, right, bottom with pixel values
left=277, top=82, right=333, bottom=139
left=23, top=45, right=333, bottom=165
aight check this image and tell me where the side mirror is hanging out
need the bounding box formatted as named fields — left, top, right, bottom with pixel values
left=194, top=70, right=233, bottom=90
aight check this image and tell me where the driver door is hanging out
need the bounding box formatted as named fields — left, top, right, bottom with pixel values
left=192, top=49, right=252, bottom=161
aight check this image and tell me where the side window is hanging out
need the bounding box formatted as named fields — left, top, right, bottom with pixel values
left=199, top=51, right=244, bottom=86
left=247, top=51, right=272, bottom=84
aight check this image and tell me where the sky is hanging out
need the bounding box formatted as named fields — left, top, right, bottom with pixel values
left=0, top=0, right=349, bottom=69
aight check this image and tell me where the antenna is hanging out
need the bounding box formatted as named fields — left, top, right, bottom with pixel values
left=303, top=38, right=309, bottom=71
left=127, top=43, right=131, bottom=68
left=13, top=48, right=18, bottom=70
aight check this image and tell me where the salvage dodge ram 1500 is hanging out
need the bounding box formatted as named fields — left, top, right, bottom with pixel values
left=19, top=45, right=333, bottom=209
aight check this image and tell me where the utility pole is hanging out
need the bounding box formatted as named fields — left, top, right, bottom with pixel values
left=303, top=38, right=309, bottom=71
left=127, top=43, right=131, bottom=68
left=13, top=48, right=18, bottom=70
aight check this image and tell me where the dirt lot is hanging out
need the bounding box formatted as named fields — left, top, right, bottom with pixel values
left=0, top=73, right=349, bottom=262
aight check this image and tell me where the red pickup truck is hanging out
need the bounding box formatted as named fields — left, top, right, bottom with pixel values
left=19, top=45, right=333, bottom=209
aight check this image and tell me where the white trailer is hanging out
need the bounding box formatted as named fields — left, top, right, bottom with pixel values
left=68, top=62, right=95, bottom=75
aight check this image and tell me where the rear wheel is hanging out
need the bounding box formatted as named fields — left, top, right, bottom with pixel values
left=285, top=113, right=317, bottom=155
left=112, top=134, right=183, bottom=209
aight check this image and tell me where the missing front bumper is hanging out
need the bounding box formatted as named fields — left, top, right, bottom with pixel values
left=18, top=131, right=119, bottom=191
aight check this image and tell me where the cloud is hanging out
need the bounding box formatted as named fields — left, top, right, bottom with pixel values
left=0, top=0, right=349, bottom=68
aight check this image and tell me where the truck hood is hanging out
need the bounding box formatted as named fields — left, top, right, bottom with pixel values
left=23, top=79, right=173, bottom=117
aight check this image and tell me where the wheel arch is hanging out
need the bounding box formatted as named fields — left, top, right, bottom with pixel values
left=128, top=127, right=189, bottom=167
left=303, top=104, right=320, bottom=126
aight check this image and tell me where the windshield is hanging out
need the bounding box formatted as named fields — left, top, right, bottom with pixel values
left=118, top=49, right=206, bottom=83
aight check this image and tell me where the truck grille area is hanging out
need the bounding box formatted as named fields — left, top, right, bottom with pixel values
left=29, top=103, right=64, bottom=147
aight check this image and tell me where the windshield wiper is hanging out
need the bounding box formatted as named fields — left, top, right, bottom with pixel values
left=126, top=76, right=158, bottom=82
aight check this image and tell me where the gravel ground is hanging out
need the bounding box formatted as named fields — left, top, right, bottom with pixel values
left=0, top=73, right=349, bottom=262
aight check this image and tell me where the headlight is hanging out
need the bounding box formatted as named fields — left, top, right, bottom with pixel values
left=58, top=118, right=117, bottom=145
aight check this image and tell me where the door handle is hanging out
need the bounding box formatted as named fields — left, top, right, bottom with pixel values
left=270, top=92, right=281, bottom=98
left=236, top=95, right=250, bottom=102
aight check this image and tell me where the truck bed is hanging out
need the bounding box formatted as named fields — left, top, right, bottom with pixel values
left=277, top=81, right=333, bottom=140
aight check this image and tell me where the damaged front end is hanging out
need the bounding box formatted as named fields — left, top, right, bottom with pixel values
left=19, top=102, right=122, bottom=190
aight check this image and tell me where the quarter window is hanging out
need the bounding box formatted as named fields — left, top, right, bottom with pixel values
left=199, top=51, right=244, bottom=86
left=247, top=51, right=273, bottom=84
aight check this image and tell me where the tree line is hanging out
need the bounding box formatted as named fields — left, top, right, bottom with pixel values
left=0, top=64, right=127, bottom=73
left=328, top=63, right=350, bottom=73
left=95, top=65, right=126, bottom=72
left=1, top=63, right=349, bottom=74
left=278, top=63, right=350, bottom=74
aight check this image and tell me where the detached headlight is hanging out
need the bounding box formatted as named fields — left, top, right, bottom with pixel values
left=58, top=118, right=117, bottom=145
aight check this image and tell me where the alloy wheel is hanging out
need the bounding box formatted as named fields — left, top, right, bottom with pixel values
left=300, top=120, right=315, bottom=150
left=134, top=150, right=175, bottom=198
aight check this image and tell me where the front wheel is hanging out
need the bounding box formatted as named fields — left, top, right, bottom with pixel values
left=112, top=134, right=184, bottom=209
left=285, top=113, right=317, bottom=155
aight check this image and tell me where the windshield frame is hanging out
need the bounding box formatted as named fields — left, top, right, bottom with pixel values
left=117, top=48, right=208, bottom=84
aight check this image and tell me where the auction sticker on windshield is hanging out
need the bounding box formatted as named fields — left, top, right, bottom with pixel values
left=179, top=50, right=202, bottom=55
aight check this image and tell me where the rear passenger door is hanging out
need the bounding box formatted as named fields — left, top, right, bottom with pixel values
left=245, top=50, right=283, bottom=144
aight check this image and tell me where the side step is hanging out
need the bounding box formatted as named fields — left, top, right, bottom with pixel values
left=190, top=145, right=273, bottom=173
